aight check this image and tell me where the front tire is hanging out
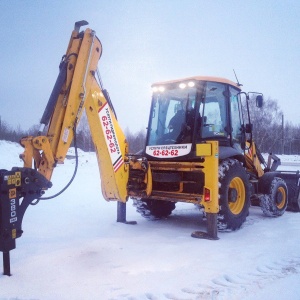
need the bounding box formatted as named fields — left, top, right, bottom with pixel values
left=259, top=177, right=288, bottom=217
left=218, top=159, right=250, bottom=231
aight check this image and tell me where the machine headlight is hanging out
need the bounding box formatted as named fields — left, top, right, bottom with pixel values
left=152, top=86, right=165, bottom=93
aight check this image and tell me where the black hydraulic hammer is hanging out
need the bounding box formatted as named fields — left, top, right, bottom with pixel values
left=0, top=168, right=51, bottom=275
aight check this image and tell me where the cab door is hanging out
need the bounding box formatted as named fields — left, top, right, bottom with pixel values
left=229, top=86, right=244, bottom=152
left=200, top=81, right=229, bottom=141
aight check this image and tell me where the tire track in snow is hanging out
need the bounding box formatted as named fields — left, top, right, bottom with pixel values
left=123, top=256, right=300, bottom=300
left=180, top=257, right=300, bottom=300
left=111, top=258, right=300, bottom=299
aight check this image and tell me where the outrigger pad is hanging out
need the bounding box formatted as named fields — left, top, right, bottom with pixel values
left=191, top=231, right=219, bottom=240
left=191, top=212, right=219, bottom=240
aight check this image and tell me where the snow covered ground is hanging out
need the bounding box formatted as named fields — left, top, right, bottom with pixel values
left=0, top=140, right=300, bottom=300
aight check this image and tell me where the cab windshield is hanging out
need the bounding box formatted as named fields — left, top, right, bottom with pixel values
left=147, top=80, right=233, bottom=147
left=147, top=85, right=197, bottom=146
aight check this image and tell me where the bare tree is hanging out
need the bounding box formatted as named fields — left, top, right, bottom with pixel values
left=246, top=97, right=283, bottom=153
left=124, top=127, right=146, bottom=154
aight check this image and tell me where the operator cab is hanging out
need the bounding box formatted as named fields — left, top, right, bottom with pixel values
left=145, top=76, right=244, bottom=160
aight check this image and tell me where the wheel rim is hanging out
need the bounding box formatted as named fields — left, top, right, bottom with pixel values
left=276, top=186, right=286, bottom=209
left=228, top=177, right=245, bottom=215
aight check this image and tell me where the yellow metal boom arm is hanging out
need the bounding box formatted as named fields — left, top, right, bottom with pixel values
left=0, top=22, right=153, bottom=275
left=20, top=21, right=150, bottom=202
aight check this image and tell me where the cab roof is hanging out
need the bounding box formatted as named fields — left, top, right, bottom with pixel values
left=152, top=76, right=241, bottom=90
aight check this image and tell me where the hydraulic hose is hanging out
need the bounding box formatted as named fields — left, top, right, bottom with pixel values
left=31, top=125, right=79, bottom=204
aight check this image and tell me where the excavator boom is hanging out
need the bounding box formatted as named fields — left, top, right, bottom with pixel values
left=21, top=23, right=132, bottom=201
left=0, top=21, right=151, bottom=275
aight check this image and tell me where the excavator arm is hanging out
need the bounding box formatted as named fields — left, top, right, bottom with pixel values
left=21, top=22, right=131, bottom=201
left=0, top=21, right=151, bottom=275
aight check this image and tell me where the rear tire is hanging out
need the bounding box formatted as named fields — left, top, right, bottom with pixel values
left=259, top=177, right=288, bottom=217
left=218, top=159, right=250, bottom=231
left=133, top=199, right=176, bottom=219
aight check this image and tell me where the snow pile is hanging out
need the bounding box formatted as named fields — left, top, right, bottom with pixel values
left=0, top=141, right=300, bottom=300
left=278, top=154, right=300, bottom=163
left=262, top=152, right=300, bottom=171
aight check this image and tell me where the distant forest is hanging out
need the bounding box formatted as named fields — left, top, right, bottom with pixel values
left=0, top=113, right=146, bottom=154
left=0, top=97, right=299, bottom=155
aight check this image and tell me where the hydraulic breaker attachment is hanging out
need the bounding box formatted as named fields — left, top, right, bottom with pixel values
left=0, top=168, right=52, bottom=275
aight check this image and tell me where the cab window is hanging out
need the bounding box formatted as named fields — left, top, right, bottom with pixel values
left=200, top=82, right=228, bottom=139
left=230, top=86, right=243, bottom=152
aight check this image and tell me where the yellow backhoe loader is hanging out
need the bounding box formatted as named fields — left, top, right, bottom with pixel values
left=1, top=21, right=299, bottom=276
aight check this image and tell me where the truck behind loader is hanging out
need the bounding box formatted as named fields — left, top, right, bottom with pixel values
left=1, top=21, right=299, bottom=276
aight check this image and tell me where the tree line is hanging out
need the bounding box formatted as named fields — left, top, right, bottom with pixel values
left=0, top=113, right=147, bottom=154
left=0, top=97, right=299, bottom=155
left=247, top=97, right=300, bottom=155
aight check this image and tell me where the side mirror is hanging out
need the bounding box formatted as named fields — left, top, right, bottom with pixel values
left=256, top=95, right=263, bottom=108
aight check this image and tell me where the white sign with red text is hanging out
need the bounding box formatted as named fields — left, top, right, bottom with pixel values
left=98, top=102, right=124, bottom=172
left=146, top=143, right=192, bottom=158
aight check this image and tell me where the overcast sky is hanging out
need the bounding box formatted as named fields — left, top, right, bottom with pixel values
left=0, top=0, right=299, bottom=133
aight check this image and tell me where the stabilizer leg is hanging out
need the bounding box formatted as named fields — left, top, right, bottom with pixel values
left=3, top=251, right=11, bottom=276
left=191, top=213, right=219, bottom=240
left=117, top=202, right=137, bottom=225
